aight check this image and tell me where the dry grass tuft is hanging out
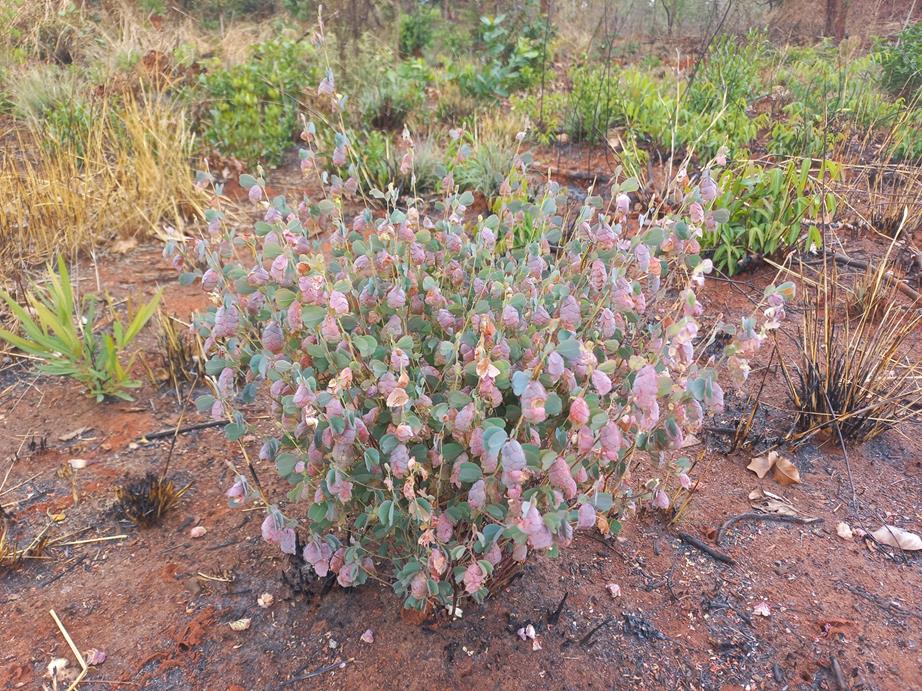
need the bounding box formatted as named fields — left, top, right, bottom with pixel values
left=0, top=92, right=205, bottom=277
left=781, top=245, right=922, bottom=444
left=115, top=472, right=190, bottom=528
left=156, top=310, right=204, bottom=400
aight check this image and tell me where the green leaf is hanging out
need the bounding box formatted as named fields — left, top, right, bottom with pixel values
left=353, top=335, right=378, bottom=358
left=511, top=370, right=531, bottom=396
left=556, top=337, right=581, bottom=361
left=458, top=462, right=483, bottom=484
left=194, top=394, right=215, bottom=412
left=224, top=422, right=246, bottom=441
left=482, top=426, right=507, bottom=455
left=302, top=305, right=327, bottom=327
left=442, top=442, right=464, bottom=463
left=378, top=500, right=394, bottom=527
left=276, top=453, right=299, bottom=476
left=593, top=492, right=613, bottom=512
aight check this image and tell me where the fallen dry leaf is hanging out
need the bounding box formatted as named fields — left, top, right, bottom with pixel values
left=753, top=602, right=771, bottom=617
left=836, top=522, right=853, bottom=540
left=228, top=618, right=252, bottom=632
left=871, top=525, right=922, bottom=551
left=761, top=498, right=798, bottom=516
left=747, top=452, right=777, bottom=479
left=596, top=513, right=610, bottom=535
left=257, top=592, right=274, bottom=609
left=59, top=427, right=92, bottom=442
left=84, top=648, right=107, bottom=666
left=772, top=455, right=801, bottom=486
left=749, top=488, right=798, bottom=516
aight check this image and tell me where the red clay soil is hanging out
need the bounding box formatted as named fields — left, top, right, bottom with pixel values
left=2, top=192, right=921, bottom=690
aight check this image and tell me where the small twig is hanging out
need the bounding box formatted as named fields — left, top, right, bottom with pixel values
left=839, top=580, right=922, bottom=621
left=139, top=420, right=225, bottom=442
left=50, top=609, right=88, bottom=690
left=56, top=534, right=127, bottom=547
left=808, top=251, right=921, bottom=301
left=577, top=616, right=614, bottom=648
left=280, top=659, right=350, bottom=686
left=197, top=571, right=233, bottom=583
left=716, top=513, right=823, bottom=546
left=822, top=388, right=859, bottom=511
left=0, top=472, right=40, bottom=498
left=41, top=555, right=88, bottom=588
left=677, top=531, right=736, bottom=565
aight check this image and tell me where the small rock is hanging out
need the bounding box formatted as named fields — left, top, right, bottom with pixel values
left=606, top=583, right=622, bottom=598
left=836, top=522, right=853, bottom=540
left=517, top=624, right=536, bottom=641
left=190, top=526, right=207, bottom=539
left=360, top=629, right=375, bottom=644
left=47, top=658, right=69, bottom=676
left=753, top=602, right=771, bottom=617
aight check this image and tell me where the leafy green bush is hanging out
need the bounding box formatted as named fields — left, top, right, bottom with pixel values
left=453, top=137, right=516, bottom=200
left=351, top=131, right=444, bottom=197
left=509, top=90, right=567, bottom=144
left=878, top=21, right=922, bottom=97
left=196, top=38, right=319, bottom=166
left=687, top=33, right=767, bottom=115
left=453, top=13, right=548, bottom=99
left=399, top=7, right=439, bottom=58
left=359, top=70, right=425, bottom=131
left=704, top=160, right=841, bottom=274
left=0, top=258, right=161, bottom=401
left=562, top=64, right=624, bottom=143
left=887, top=107, right=922, bottom=161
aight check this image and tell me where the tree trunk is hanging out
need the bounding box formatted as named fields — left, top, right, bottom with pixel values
left=825, top=0, right=849, bottom=42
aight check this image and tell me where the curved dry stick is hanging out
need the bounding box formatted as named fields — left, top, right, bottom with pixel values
left=716, top=512, right=823, bottom=546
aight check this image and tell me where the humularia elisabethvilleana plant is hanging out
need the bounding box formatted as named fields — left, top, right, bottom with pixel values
left=164, top=68, right=792, bottom=614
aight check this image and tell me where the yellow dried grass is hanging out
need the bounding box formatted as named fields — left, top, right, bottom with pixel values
left=0, top=92, right=205, bottom=277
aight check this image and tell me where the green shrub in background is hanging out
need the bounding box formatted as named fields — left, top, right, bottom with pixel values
left=453, top=13, right=548, bottom=100
left=351, top=130, right=444, bottom=196
left=178, top=0, right=276, bottom=20
left=878, top=21, right=922, bottom=98
left=399, top=6, right=439, bottom=58
left=359, top=69, right=425, bottom=131
left=888, top=107, right=922, bottom=161
left=453, top=136, right=516, bottom=201
left=196, top=37, right=319, bottom=166
left=704, top=159, right=841, bottom=274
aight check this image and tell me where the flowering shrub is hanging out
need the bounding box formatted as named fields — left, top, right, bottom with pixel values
left=167, top=88, right=791, bottom=612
